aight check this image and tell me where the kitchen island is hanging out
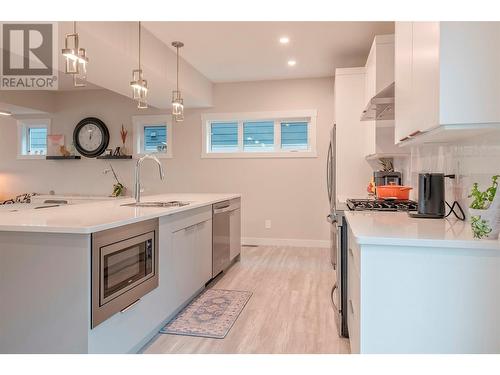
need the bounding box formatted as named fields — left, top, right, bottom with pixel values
left=344, top=211, right=500, bottom=354
left=0, top=193, right=241, bottom=354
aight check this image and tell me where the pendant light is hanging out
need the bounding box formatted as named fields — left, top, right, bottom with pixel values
left=171, top=41, right=184, bottom=122
left=130, top=22, right=148, bottom=109
left=61, top=21, right=89, bottom=87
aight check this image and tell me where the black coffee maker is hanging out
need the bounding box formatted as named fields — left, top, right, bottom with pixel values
left=409, top=173, right=445, bottom=218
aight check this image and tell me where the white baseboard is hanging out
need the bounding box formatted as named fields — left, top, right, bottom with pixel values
left=242, top=237, right=329, bottom=248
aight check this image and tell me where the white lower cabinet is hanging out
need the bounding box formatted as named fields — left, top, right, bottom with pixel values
left=347, top=227, right=361, bottom=354
left=88, top=206, right=213, bottom=353
left=170, top=210, right=213, bottom=308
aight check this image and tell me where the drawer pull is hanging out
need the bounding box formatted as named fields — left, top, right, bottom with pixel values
left=349, top=299, right=355, bottom=314
left=120, top=299, right=141, bottom=313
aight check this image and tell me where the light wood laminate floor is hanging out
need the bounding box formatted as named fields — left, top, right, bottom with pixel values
left=142, top=246, right=350, bottom=354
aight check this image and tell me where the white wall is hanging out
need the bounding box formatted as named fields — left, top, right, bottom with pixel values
left=0, top=89, right=168, bottom=199
left=407, top=132, right=500, bottom=216
left=167, top=78, right=334, bottom=245
left=0, top=77, right=334, bottom=244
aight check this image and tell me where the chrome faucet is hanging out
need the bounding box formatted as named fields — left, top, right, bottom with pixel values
left=134, top=154, right=165, bottom=203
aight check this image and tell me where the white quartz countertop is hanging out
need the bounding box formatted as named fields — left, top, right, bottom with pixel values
left=345, top=211, right=500, bottom=250
left=0, top=193, right=240, bottom=234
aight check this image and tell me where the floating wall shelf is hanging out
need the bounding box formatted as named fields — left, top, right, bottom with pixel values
left=46, top=156, right=81, bottom=160
left=96, top=155, right=133, bottom=160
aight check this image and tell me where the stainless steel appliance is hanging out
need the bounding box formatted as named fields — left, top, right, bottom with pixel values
left=409, top=173, right=445, bottom=218
left=347, top=198, right=417, bottom=212
left=373, top=171, right=402, bottom=187
left=92, top=218, right=159, bottom=328
left=326, top=124, right=349, bottom=338
left=212, top=200, right=232, bottom=277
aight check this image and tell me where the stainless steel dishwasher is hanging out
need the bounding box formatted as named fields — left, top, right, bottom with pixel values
left=212, top=200, right=232, bottom=277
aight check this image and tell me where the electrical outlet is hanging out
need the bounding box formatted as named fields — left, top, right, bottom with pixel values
left=265, top=220, right=271, bottom=229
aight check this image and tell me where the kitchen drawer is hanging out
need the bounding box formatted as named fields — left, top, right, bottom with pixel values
left=347, top=290, right=360, bottom=353
left=348, top=227, right=360, bottom=275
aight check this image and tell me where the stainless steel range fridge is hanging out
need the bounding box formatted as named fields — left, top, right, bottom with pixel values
left=326, top=124, right=349, bottom=338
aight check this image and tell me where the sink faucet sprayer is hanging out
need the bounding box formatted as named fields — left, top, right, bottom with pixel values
left=134, top=154, right=165, bottom=203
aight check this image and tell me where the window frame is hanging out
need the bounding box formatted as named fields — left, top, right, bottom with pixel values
left=132, top=115, right=173, bottom=159
left=201, top=110, right=317, bottom=159
left=16, top=118, right=51, bottom=160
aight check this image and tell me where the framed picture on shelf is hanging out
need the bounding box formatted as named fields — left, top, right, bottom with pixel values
left=47, top=135, right=65, bottom=156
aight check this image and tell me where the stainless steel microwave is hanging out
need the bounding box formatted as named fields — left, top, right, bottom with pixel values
left=91, top=219, right=159, bottom=328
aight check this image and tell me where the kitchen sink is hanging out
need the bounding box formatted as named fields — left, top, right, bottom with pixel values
left=121, top=201, right=190, bottom=208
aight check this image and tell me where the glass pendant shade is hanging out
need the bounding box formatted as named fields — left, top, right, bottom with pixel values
left=130, top=69, right=148, bottom=109
left=73, top=48, right=88, bottom=87
left=61, top=24, right=89, bottom=87
left=130, top=22, right=148, bottom=109
left=172, top=90, right=184, bottom=121
left=171, top=41, right=185, bottom=122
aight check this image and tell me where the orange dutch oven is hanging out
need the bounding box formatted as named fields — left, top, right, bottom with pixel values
left=376, top=182, right=413, bottom=200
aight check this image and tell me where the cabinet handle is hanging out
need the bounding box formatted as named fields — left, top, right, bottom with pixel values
left=349, top=247, right=354, bottom=257
left=120, top=299, right=141, bottom=313
left=409, top=130, right=422, bottom=137
left=349, top=299, right=354, bottom=314
left=184, top=224, right=198, bottom=232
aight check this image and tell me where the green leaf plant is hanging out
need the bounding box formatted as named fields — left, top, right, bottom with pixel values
left=470, top=215, right=492, bottom=239
left=468, top=175, right=500, bottom=239
left=468, top=175, right=500, bottom=210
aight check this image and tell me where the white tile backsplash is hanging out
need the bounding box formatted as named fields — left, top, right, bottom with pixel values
left=408, top=132, right=500, bottom=217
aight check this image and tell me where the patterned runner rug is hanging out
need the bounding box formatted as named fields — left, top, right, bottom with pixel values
left=160, top=288, right=252, bottom=339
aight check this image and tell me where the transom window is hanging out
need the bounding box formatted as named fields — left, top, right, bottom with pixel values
left=202, top=110, right=317, bottom=158
left=17, top=119, right=51, bottom=159
left=132, top=115, right=173, bottom=158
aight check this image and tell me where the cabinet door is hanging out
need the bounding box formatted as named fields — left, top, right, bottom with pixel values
left=229, top=208, right=241, bottom=261
left=411, top=22, right=440, bottom=133
left=196, top=219, right=213, bottom=285
left=394, top=22, right=415, bottom=143
left=171, top=225, right=198, bottom=307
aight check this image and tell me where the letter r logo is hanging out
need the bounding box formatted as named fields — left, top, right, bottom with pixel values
left=2, top=23, right=53, bottom=76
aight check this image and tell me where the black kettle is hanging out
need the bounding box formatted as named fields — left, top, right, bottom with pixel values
left=409, top=173, right=445, bottom=218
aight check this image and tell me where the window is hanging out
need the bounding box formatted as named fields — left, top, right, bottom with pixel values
left=28, top=127, right=48, bottom=154
left=243, top=121, right=274, bottom=152
left=281, top=121, right=308, bottom=151
left=144, top=126, right=167, bottom=153
left=210, top=122, right=238, bottom=152
left=201, top=110, right=317, bottom=158
left=132, top=115, right=173, bottom=158
left=17, top=119, right=51, bottom=159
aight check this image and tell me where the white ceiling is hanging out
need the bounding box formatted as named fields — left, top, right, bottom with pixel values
left=144, top=21, right=394, bottom=82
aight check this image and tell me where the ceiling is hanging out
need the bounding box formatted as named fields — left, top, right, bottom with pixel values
left=144, top=21, right=394, bottom=82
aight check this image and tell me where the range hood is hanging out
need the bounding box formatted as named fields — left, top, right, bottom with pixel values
left=360, top=82, right=395, bottom=121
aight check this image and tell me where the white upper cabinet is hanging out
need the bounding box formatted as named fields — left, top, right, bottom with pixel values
left=335, top=68, right=376, bottom=201
left=394, top=22, right=414, bottom=142
left=439, top=22, right=500, bottom=125
left=361, top=35, right=395, bottom=122
left=365, top=35, right=395, bottom=99
left=395, top=22, right=500, bottom=145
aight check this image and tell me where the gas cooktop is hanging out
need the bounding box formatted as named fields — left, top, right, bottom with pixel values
left=346, top=199, right=418, bottom=212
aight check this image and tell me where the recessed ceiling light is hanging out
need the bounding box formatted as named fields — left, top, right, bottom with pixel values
left=0, top=110, right=12, bottom=116
left=287, top=60, right=297, bottom=67
left=279, top=36, right=289, bottom=44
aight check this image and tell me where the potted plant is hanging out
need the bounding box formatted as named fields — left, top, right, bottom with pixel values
left=468, top=175, right=500, bottom=239
left=103, top=164, right=126, bottom=197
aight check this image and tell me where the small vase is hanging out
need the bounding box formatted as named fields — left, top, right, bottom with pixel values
left=469, top=194, right=500, bottom=239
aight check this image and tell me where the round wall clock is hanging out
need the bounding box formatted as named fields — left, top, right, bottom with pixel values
left=73, top=117, right=110, bottom=158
